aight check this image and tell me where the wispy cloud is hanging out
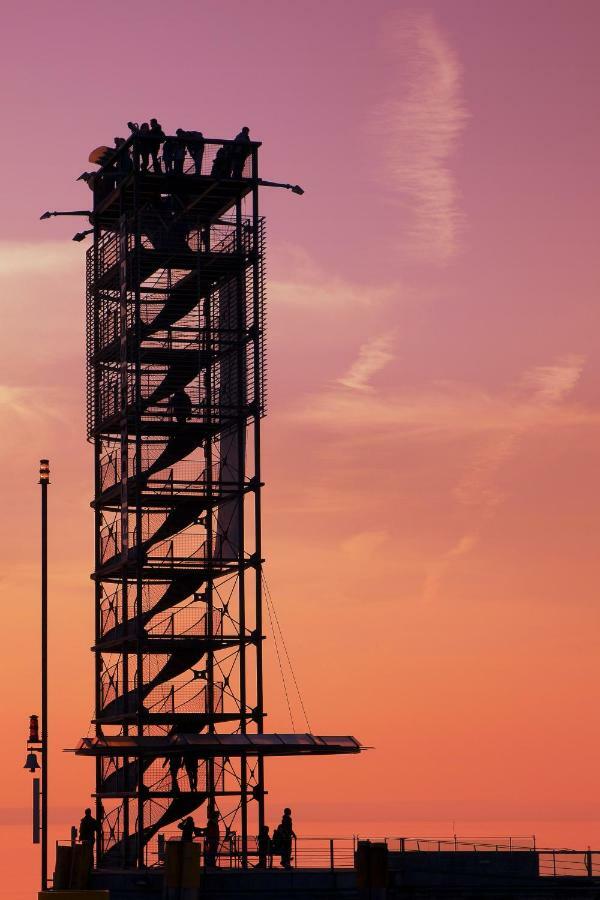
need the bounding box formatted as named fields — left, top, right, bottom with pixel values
left=422, top=355, right=587, bottom=600
left=422, top=534, right=479, bottom=602
left=336, top=334, right=395, bottom=391
left=292, top=353, right=592, bottom=601
left=0, top=241, right=81, bottom=277
left=454, top=354, right=586, bottom=511
left=292, top=355, right=593, bottom=438
left=270, top=245, right=397, bottom=310
left=371, top=11, right=469, bottom=262
left=0, top=384, right=70, bottom=423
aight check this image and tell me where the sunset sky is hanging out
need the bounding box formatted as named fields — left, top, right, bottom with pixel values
left=2, top=0, right=600, bottom=894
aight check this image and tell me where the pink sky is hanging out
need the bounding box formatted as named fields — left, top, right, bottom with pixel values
left=2, top=1, right=600, bottom=893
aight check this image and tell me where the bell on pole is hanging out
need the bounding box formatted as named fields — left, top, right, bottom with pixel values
left=24, top=751, right=40, bottom=772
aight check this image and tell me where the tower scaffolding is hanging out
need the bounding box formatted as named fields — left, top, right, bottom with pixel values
left=68, top=133, right=360, bottom=870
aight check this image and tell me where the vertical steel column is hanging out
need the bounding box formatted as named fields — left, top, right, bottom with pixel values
left=250, top=147, right=265, bottom=834
left=39, top=458, right=50, bottom=891
left=92, top=224, right=104, bottom=863
left=204, top=244, right=216, bottom=818
left=235, top=198, right=248, bottom=866
left=131, top=145, right=146, bottom=870
left=118, top=209, right=131, bottom=866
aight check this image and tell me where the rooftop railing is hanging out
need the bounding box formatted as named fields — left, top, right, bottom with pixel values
left=93, top=134, right=260, bottom=186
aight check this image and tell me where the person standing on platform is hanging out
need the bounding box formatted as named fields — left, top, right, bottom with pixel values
left=164, top=753, right=182, bottom=793
left=127, top=121, right=151, bottom=172
left=168, top=387, right=192, bottom=424
left=211, top=145, right=232, bottom=179
left=231, top=126, right=252, bottom=178
left=278, top=807, right=296, bottom=869
left=148, top=118, right=165, bottom=173
left=178, top=816, right=201, bottom=842
left=204, top=810, right=220, bottom=867
left=184, top=753, right=199, bottom=792
left=186, top=130, right=205, bottom=175
left=257, top=824, right=273, bottom=868
left=173, top=129, right=187, bottom=174
left=163, top=134, right=176, bottom=174
left=79, top=808, right=99, bottom=847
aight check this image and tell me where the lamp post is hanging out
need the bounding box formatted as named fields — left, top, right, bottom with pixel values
left=23, top=467, right=50, bottom=889
left=40, top=458, right=49, bottom=891
left=24, top=715, right=41, bottom=845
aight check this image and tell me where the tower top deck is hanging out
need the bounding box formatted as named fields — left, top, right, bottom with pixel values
left=89, top=133, right=261, bottom=224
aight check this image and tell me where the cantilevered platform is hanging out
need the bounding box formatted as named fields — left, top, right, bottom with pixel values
left=75, top=733, right=362, bottom=758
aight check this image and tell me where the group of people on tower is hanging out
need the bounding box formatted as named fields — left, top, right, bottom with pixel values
left=112, top=119, right=252, bottom=178
left=177, top=807, right=296, bottom=869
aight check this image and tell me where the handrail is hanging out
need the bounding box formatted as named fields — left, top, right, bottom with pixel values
left=94, top=134, right=261, bottom=181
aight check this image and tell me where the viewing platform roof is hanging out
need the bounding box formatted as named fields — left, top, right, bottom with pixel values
left=74, top=733, right=362, bottom=758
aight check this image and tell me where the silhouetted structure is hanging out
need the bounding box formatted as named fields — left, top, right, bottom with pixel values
left=73, top=128, right=361, bottom=873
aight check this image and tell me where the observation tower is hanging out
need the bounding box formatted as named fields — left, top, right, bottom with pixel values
left=64, top=131, right=361, bottom=870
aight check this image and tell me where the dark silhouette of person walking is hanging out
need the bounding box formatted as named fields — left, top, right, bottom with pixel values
left=231, top=126, right=252, bottom=178
left=168, top=387, right=192, bottom=424
left=148, top=118, right=165, bottom=173
left=203, top=810, right=220, bottom=867
left=79, top=808, right=99, bottom=847
left=278, top=807, right=295, bottom=869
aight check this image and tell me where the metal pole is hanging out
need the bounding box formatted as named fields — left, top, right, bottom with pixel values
left=33, top=778, right=41, bottom=845
left=39, top=458, right=50, bottom=891
left=251, top=145, right=266, bottom=840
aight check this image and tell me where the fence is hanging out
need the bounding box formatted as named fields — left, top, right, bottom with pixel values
left=57, top=830, right=600, bottom=877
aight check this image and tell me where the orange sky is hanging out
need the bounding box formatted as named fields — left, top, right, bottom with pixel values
left=2, top=2, right=600, bottom=894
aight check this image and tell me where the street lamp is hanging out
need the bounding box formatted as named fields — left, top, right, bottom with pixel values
left=39, top=459, right=49, bottom=891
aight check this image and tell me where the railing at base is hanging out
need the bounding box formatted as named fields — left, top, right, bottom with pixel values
left=56, top=831, right=600, bottom=877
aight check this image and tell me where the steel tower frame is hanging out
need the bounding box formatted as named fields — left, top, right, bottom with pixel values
left=86, top=137, right=265, bottom=867
left=70, top=132, right=361, bottom=872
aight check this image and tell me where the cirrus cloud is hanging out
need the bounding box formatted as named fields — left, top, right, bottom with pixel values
left=371, top=11, right=469, bottom=263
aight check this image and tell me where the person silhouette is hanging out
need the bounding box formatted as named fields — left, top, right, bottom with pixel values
left=257, top=824, right=272, bottom=868
left=279, top=807, right=295, bottom=869
left=168, top=388, right=192, bottom=424
left=79, top=808, right=99, bottom=847
left=186, top=130, right=205, bottom=175
left=163, top=134, right=177, bottom=174
left=163, top=754, right=182, bottom=793
left=204, top=810, right=220, bottom=867
left=211, top=145, right=232, bottom=179
left=173, top=129, right=187, bottom=174
left=149, top=118, right=165, bottom=173
left=178, top=816, right=201, bottom=842
left=231, top=126, right=251, bottom=178
left=184, top=754, right=198, bottom=792
left=127, top=122, right=152, bottom=172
